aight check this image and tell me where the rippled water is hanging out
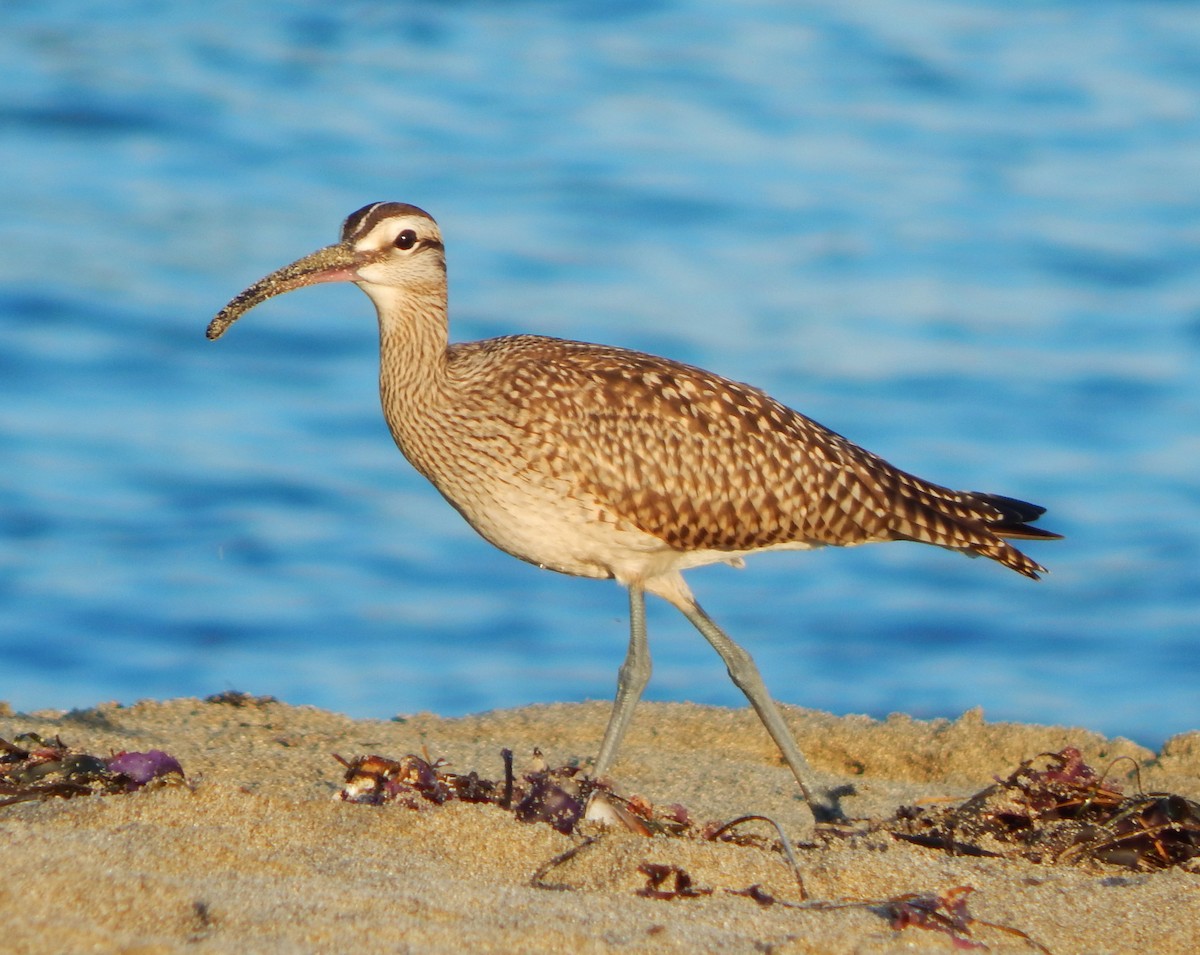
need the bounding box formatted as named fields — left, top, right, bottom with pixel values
left=3, top=1, right=1198, bottom=748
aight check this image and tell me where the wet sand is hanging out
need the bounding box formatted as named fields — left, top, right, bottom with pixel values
left=2, top=697, right=1198, bottom=954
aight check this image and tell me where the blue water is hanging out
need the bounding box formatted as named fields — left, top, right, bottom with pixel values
left=3, top=2, right=1198, bottom=749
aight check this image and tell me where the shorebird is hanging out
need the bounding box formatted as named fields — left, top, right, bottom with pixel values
left=208, top=202, right=1059, bottom=821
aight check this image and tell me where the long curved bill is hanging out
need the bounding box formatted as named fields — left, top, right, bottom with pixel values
left=206, top=242, right=363, bottom=341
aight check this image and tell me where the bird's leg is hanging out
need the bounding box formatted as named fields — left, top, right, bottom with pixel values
left=677, top=599, right=842, bottom=822
left=592, top=583, right=652, bottom=778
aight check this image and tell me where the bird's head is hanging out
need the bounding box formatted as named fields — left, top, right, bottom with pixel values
left=207, top=202, right=446, bottom=340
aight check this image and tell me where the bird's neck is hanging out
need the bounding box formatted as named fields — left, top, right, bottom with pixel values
left=369, top=282, right=449, bottom=388
left=369, top=284, right=453, bottom=476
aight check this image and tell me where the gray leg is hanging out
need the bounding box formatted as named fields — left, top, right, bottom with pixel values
left=678, top=598, right=841, bottom=822
left=593, top=584, right=651, bottom=778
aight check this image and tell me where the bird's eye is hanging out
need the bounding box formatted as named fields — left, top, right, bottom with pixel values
left=394, top=229, right=418, bottom=250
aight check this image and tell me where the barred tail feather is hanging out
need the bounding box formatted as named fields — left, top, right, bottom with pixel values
left=882, top=476, right=1061, bottom=580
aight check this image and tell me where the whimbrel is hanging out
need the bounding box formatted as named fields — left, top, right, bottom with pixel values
left=208, top=202, right=1059, bottom=821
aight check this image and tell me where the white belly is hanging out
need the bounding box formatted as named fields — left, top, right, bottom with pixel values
left=437, top=468, right=820, bottom=587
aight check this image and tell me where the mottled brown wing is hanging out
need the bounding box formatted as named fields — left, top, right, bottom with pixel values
left=486, top=337, right=1056, bottom=578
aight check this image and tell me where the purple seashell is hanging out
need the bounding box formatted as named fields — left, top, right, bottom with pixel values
left=107, top=750, right=184, bottom=787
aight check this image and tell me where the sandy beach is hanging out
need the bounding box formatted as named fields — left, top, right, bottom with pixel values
left=2, top=697, right=1198, bottom=954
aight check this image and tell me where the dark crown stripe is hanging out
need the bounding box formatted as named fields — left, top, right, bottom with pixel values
left=341, top=201, right=435, bottom=242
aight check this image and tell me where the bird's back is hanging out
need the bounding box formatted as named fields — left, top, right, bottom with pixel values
left=436, top=335, right=1055, bottom=579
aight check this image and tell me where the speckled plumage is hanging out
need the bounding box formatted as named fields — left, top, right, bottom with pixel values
left=431, top=334, right=1054, bottom=579
left=209, top=201, right=1059, bottom=822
